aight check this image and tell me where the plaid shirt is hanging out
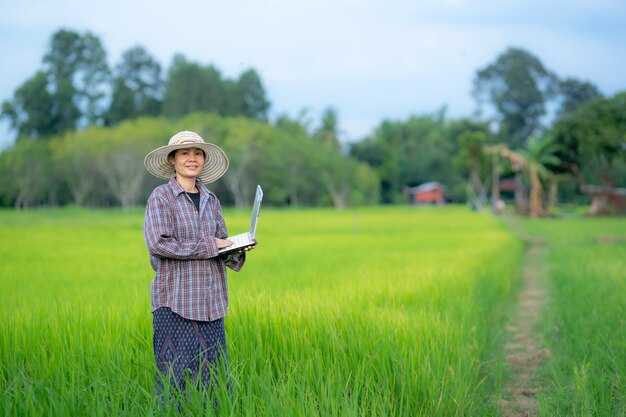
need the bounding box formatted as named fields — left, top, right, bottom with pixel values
left=143, top=178, right=245, bottom=322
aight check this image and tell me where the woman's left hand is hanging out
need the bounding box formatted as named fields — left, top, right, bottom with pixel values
left=237, top=239, right=257, bottom=254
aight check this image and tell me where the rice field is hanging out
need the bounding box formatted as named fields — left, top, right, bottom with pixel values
left=0, top=205, right=534, bottom=416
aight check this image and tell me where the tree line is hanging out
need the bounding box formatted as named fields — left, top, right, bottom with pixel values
left=1, top=29, right=270, bottom=138
left=0, top=111, right=379, bottom=209
left=1, top=28, right=624, bottom=214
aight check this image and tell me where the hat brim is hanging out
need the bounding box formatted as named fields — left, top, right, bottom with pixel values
left=144, top=142, right=229, bottom=184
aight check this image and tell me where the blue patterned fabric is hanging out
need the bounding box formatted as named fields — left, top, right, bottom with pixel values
left=152, top=307, right=229, bottom=400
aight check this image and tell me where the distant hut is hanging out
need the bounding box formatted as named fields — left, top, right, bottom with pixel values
left=406, top=182, right=446, bottom=205
left=581, top=185, right=626, bottom=215
left=497, top=177, right=518, bottom=201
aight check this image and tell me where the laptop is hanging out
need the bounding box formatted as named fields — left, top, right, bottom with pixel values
left=219, top=185, right=263, bottom=255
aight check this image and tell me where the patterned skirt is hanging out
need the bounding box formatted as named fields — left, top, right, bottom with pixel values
left=152, top=307, right=229, bottom=399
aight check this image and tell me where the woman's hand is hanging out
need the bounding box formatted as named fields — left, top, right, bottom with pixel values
left=238, top=238, right=258, bottom=254
left=216, top=238, right=233, bottom=249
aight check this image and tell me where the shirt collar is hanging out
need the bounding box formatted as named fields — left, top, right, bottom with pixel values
left=167, top=177, right=214, bottom=199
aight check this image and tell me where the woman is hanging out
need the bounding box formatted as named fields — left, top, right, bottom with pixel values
left=142, top=131, right=255, bottom=405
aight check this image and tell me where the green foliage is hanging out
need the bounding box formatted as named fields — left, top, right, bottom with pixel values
left=351, top=111, right=465, bottom=203
left=0, top=139, right=63, bottom=208
left=3, top=30, right=270, bottom=142
left=473, top=47, right=559, bottom=148
left=104, top=76, right=136, bottom=126
left=2, top=29, right=111, bottom=137
left=163, top=55, right=223, bottom=117
left=453, top=129, right=491, bottom=209
left=162, top=55, right=262, bottom=120
left=0, top=71, right=56, bottom=138
left=238, top=69, right=270, bottom=121
left=104, top=46, right=163, bottom=126
left=44, top=29, right=110, bottom=127
left=552, top=92, right=626, bottom=187
left=0, top=112, right=378, bottom=208
left=557, top=77, right=603, bottom=116
left=313, top=107, right=341, bottom=152
left=454, top=131, right=487, bottom=173
left=517, top=135, right=563, bottom=216
left=2, top=30, right=624, bottom=212
left=517, top=135, right=562, bottom=181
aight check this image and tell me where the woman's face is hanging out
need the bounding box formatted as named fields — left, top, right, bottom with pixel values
left=170, top=147, right=205, bottom=180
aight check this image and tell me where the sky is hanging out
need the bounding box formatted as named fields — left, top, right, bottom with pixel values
left=1, top=0, right=625, bottom=149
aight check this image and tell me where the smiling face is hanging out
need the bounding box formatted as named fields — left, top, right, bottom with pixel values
left=169, top=147, right=205, bottom=181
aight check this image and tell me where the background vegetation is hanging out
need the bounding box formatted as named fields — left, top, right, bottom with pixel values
left=0, top=28, right=624, bottom=213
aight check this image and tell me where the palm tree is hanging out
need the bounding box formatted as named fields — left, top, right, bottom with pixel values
left=517, top=136, right=562, bottom=217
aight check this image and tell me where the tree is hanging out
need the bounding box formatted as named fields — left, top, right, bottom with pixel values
left=313, top=107, right=341, bottom=152
left=270, top=113, right=321, bottom=206
left=557, top=77, right=602, bottom=116
left=97, top=148, right=148, bottom=208
left=350, top=137, right=391, bottom=201
left=484, top=144, right=527, bottom=213
left=268, top=131, right=318, bottom=206
left=76, top=32, right=110, bottom=125
left=42, top=29, right=83, bottom=133
left=473, top=47, right=558, bottom=148
left=238, top=69, right=270, bottom=121
left=105, top=46, right=163, bottom=125
left=43, top=29, right=110, bottom=129
left=453, top=130, right=489, bottom=210
left=317, top=150, right=352, bottom=208
left=517, top=136, right=562, bottom=217
left=220, top=80, right=245, bottom=117
left=485, top=138, right=562, bottom=217
left=162, top=55, right=225, bottom=118
left=51, top=131, right=101, bottom=206
left=163, top=56, right=272, bottom=121
left=1, top=71, right=56, bottom=138
left=552, top=92, right=626, bottom=214
left=218, top=118, right=261, bottom=208
left=275, top=108, right=314, bottom=136
left=351, top=110, right=461, bottom=204
left=0, top=139, right=59, bottom=208
left=105, top=77, right=136, bottom=126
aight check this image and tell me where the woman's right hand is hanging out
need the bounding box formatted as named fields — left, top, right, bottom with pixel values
left=216, top=238, right=233, bottom=249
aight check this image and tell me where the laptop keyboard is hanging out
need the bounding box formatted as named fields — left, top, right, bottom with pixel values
left=227, top=233, right=251, bottom=248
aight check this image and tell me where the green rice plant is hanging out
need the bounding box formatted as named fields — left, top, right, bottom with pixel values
left=515, top=217, right=626, bottom=417
left=1, top=206, right=521, bottom=416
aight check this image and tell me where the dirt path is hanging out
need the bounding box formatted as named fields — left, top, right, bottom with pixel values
left=498, top=236, right=551, bottom=417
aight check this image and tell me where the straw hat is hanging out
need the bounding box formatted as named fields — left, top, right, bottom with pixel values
left=144, top=131, right=229, bottom=183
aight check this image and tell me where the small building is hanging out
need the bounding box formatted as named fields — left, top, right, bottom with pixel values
left=406, top=182, right=446, bottom=205
left=498, top=178, right=518, bottom=193
left=581, top=184, right=626, bottom=215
